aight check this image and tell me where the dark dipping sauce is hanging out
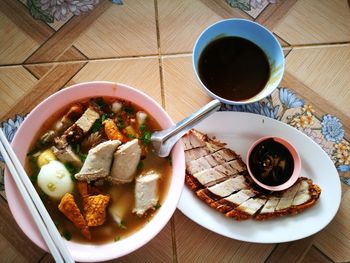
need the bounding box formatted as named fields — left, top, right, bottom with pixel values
left=198, top=36, right=270, bottom=101
left=249, top=138, right=294, bottom=186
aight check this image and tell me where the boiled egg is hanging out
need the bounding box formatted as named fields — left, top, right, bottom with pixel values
left=37, top=160, right=74, bottom=200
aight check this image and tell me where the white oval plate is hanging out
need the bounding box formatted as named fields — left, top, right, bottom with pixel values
left=177, top=112, right=341, bottom=243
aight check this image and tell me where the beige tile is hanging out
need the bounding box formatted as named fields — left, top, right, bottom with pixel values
left=313, top=186, right=350, bottom=262
left=0, top=197, right=46, bottom=262
left=0, top=66, right=37, bottom=120
left=158, top=0, right=251, bottom=54
left=265, top=236, right=314, bottom=263
left=301, top=246, right=332, bottom=263
left=162, top=55, right=212, bottom=121
left=285, top=45, right=350, bottom=119
left=74, top=0, right=158, bottom=58
left=0, top=232, right=29, bottom=263
left=116, top=221, right=173, bottom=263
left=174, top=210, right=273, bottom=263
left=0, top=14, right=39, bottom=64
left=70, top=57, right=162, bottom=104
left=274, top=0, right=350, bottom=45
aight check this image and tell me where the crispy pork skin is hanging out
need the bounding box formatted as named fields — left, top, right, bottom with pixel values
left=183, top=129, right=321, bottom=221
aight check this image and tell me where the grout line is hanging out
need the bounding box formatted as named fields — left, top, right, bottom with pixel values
left=154, top=0, right=166, bottom=109
left=1, top=42, right=349, bottom=68
left=23, top=65, right=40, bottom=80
left=284, top=48, right=293, bottom=58
left=291, top=41, right=350, bottom=49
left=263, top=244, right=279, bottom=263
left=38, top=253, right=50, bottom=262
left=312, top=244, right=335, bottom=263
left=0, top=54, right=160, bottom=68
left=71, top=45, right=89, bottom=60
left=254, top=3, right=271, bottom=21
left=58, top=61, right=88, bottom=90
left=274, top=33, right=291, bottom=47
left=170, top=216, right=178, bottom=263
left=0, top=193, right=7, bottom=202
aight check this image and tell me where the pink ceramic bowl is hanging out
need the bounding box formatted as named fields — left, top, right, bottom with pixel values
left=246, top=136, right=301, bottom=191
left=4, top=81, right=185, bottom=262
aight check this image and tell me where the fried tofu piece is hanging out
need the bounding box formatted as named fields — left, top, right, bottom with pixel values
left=84, top=194, right=110, bottom=227
left=58, top=193, right=91, bottom=240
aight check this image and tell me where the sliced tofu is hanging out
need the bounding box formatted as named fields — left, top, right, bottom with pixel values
left=109, top=191, right=133, bottom=227
left=75, top=140, right=121, bottom=182
left=133, top=170, right=160, bottom=216
left=75, top=107, right=100, bottom=133
left=110, top=139, right=141, bottom=184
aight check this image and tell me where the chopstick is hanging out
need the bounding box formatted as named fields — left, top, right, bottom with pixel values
left=0, top=129, right=74, bottom=263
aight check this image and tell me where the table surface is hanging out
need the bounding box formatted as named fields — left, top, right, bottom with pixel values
left=0, top=0, right=350, bottom=262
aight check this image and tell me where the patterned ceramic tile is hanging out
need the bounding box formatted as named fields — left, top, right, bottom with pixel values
left=274, top=0, right=350, bottom=45
left=225, top=0, right=270, bottom=18
left=74, top=0, right=158, bottom=58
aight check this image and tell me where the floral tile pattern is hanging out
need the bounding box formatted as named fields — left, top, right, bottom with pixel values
left=1, top=87, right=349, bottom=192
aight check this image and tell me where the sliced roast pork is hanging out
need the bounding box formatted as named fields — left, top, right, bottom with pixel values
left=110, top=139, right=141, bottom=184
left=183, top=129, right=321, bottom=221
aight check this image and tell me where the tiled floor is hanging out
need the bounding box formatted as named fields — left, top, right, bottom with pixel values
left=0, top=0, right=350, bottom=262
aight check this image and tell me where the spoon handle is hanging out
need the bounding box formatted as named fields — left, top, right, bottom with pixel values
left=151, top=99, right=221, bottom=157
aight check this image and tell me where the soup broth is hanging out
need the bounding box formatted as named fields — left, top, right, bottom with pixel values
left=26, top=97, right=172, bottom=244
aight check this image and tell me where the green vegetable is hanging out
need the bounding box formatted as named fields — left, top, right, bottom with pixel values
left=166, top=156, right=172, bottom=166
left=91, top=114, right=108, bottom=133
left=62, top=230, right=72, bottom=241
left=116, top=119, right=124, bottom=129
left=140, top=131, right=152, bottom=146
left=74, top=144, right=87, bottom=161
left=114, top=236, right=121, bottom=242
left=93, top=97, right=109, bottom=111
left=119, top=220, right=127, bottom=229
left=154, top=203, right=161, bottom=210
left=127, top=133, right=136, bottom=139
left=64, top=163, right=79, bottom=180
left=137, top=161, right=144, bottom=170
left=123, top=106, right=134, bottom=115
left=139, top=123, right=146, bottom=131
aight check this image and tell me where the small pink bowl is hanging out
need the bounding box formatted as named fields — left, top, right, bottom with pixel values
left=246, top=136, right=301, bottom=191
